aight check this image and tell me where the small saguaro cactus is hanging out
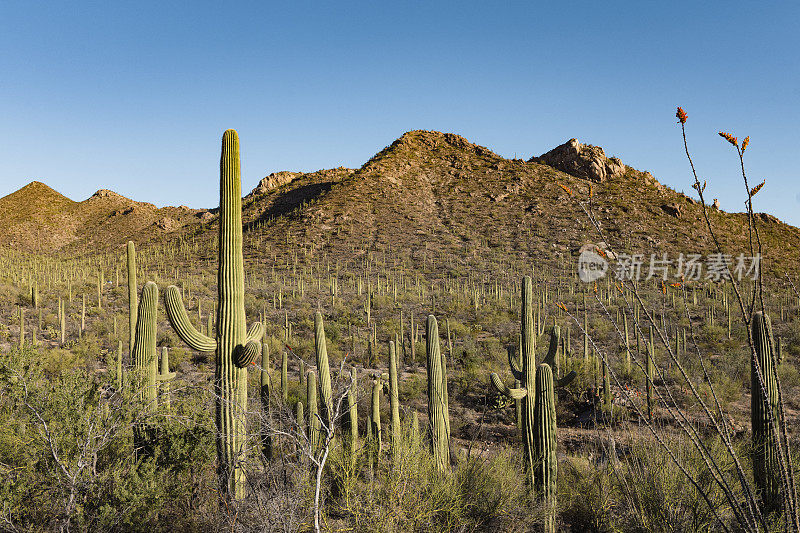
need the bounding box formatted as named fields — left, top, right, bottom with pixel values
left=426, top=315, right=450, bottom=472
left=164, top=130, right=264, bottom=501
left=159, top=347, right=176, bottom=411
left=751, top=311, right=781, bottom=513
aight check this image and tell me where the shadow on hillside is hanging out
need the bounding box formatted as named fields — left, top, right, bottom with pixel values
left=243, top=181, right=335, bottom=233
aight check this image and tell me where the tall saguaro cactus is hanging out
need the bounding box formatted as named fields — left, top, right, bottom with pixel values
left=343, top=366, right=358, bottom=464
left=751, top=311, right=781, bottom=513
left=426, top=315, right=450, bottom=472
left=533, top=363, right=558, bottom=533
left=490, top=276, right=574, bottom=487
left=314, top=312, right=333, bottom=429
left=260, top=339, right=273, bottom=461
left=388, top=340, right=401, bottom=464
left=164, top=130, right=264, bottom=500
left=127, top=241, right=137, bottom=383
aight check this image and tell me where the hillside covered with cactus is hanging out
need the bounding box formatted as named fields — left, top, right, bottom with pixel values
left=4, top=130, right=800, bottom=280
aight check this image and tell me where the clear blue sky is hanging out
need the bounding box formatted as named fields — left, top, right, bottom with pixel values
left=1, top=2, right=798, bottom=224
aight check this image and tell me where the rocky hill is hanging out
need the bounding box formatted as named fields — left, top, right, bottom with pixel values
left=3, top=130, right=798, bottom=279
left=0, top=182, right=202, bottom=252
left=230, top=130, right=800, bottom=279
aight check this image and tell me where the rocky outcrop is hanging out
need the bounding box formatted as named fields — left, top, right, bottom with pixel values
left=248, top=171, right=301, bottom=196
left=532, top=138, right=626, bottom=183
left=155, top=216, right=180, bottom=232
left=197, top=211, right=214, bottom=222
left=661, top=203, right=682, bottom=218
left=92, top=189, right=125, bottom=199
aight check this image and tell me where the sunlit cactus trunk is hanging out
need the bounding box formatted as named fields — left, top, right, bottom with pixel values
left=388, top=340, right=401, bottom=464
left=314, top=312, right=333, bottom=429
left=132, top=281, right=158, bottom=409
left=127, top=241, right=137, bottom=388
left=426, top=315, right=449, bottom=471
left=533, top=363, right=557, bottom=532
left=343, top=367, right=358, bottom=464
left=260, top=340, right=273, bottom=462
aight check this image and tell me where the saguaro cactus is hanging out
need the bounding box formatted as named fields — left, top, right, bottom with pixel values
left=260, top=339, right=273, bottom=461
left=533, top=363, right=557, bottom=532
left=307, top=370, right=320, bottom=451
left=159, top=347, right=176, bottom=411
left=164, top=130, right=264, bottom=500
left=490, top=276, right=574, bottom=487
left=645, top=340, right=654, bottom=421
left=343, top=366, right=358, bottom=464
left=314, top=312, right=333, bottom=429
left=133, top=282, right=158, bottom=409
left=751, top=311, right=780, bottom=513
left=388, top=340, right=401, bottom=463
left=370, top=375, right=382, bottom=460
left=426, top=315, right=450, bottom=471
left=127, top=241, right=137, bottom=374
left=281, top=350, right=289, bottom=402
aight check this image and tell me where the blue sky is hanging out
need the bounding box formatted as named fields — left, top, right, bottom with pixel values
left=1, top=2, right=798, bottom=224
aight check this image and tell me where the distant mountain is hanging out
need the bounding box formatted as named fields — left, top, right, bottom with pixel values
left=3, top=131, right=797, bottom=279
left=0, top=181, right=201, bottom=251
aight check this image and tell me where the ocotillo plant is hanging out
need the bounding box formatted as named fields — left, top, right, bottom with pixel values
left=533, top=363, right=557, bottom=533
left=751, top=311, right=780, bottom=513
left=426, top=314, right=449, bottom=472
left=164, top=130, right=264, bottom=500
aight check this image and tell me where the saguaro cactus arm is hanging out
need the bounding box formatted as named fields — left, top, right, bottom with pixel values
left=490, top=373, right=528, bottom=399
left=234, top=340, right=262, bottom=368
left=507, top=347, right=523, bottom=381
left=245, top=322, right=265, bottom=345
left=164, top=285, right=217, bottom=352
left=542, top=325, right=577, bottom=387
